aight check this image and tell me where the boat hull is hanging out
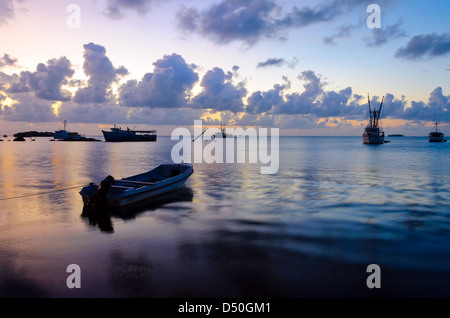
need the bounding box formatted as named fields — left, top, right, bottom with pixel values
left=105, top=176, right=190, bottom=207
left=428, top=133, right=445, bottom=142
left=80, top=164, right=193, bottom=208
left=363, top=131, right=385, bottom=144
left=102, top=129, right=157, bottom=142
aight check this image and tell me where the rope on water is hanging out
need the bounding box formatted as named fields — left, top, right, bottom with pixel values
left=0, top=184, right=86, bottom=201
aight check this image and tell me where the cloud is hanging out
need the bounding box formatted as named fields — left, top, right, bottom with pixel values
left=119, top=53, right=198, bottom=108
left=176, top=0, right=378, bottom=46
left=190, top=67, right=247, bottom=113
left=0, top=54, right=17, bottom=68
left=257, top=58, right=285, bottom=69
left=246, top=77, right=290, bottom=114
left=365, top=21, right=407, bottom=47
left=57, top=100, right=128, bottom=124
left=268, top=70, right=324, bottom=115
left=323, top=24, right=355, bottom=46
left=256, top=57, right=298, bottom=69
left=395, top=33, right=450, bottom=60
left=7, top=57, right=74, bottom=101
left=74, top=43, right=128, bottom=104
left=397, top=88, right=450, bottom=122
left=177, top=0, right=277, bottom=45
left=0, top=93, right=58, bottom=122
left=0, top=0, right=19, bottom=25
left=244, top=69, right=450, bottom=124
left=126, top=107, right=204, bottom=125
left=103, top=0, right=165, bottom=19
left=6, top=71, right=29, bottom=93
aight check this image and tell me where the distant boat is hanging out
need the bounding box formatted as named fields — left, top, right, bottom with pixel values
left=363, top=94, right=386, bottom=144
left=428, top=121, right=446, bottom=142
left=3, top=134, right=7, bottom=138
left=102, top=125, right=157, bottom=142
left=52, top=120, right=99, bottom=141
left=53, top=120, right=80, bottom=140
left=79, top=163, right=193, bottom=208
left=213, top=123, right=232, bottom=138
left=388, top=134, right=404, bottom=137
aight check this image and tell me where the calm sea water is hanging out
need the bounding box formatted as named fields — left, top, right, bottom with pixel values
left=0, top=136, right=449, bottom=297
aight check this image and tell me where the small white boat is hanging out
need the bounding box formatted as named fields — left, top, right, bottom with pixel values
left=54, top=120, right=81, bottom=140
left=80, top=163, right=194, bottom=208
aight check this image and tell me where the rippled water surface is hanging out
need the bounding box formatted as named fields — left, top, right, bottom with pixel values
left=1, top=136, right=449, bottom=297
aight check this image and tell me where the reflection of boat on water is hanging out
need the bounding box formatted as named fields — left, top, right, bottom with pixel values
left=81, top=187, right=194, bottom=232
left=363, top=94, right=388, bottom=144
left=102, top=125, right=157, bottom=142
left=428, top=121, right=446, bottom=142
left=80, top=163, right=194, bottom=209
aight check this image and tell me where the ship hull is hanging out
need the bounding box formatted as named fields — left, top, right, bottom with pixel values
left=102, top=131, right=157, bottom=142
left=363, top=130, right=384, bottom=144
left=428, top=132, right=445, bottom=142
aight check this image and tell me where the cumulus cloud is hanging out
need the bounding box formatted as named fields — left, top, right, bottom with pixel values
left=267, top=70, right=324, bottom=115
left=0, top=54, right=17, bottom=68
left=0, top=93, right=58, bottom=122
left=395, top=33, right=450, bottom=60
left=74, top=43, right=128, bottom=104
left=119, top=53, right=198, bottom=108
left=103, top=0, right=165, bottom=19
left=244, top=69, right=450, bottom=124
left=246, top=77, right=290, bottom=114
left=176, top=0, right=392, bottom=46
left=7, top=57, right=74, bottom=101
left=1, top=42, right=449, bottom=128
left=190, top=67, right=247, bottom=113
left=396, top=88, right=450, bottom=123
left=6, top=71, right=29, bottom=93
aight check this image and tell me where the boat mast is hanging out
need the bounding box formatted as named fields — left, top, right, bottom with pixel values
left=367, top=95, right=384, bottom=128
left=368, top=94, right=372, bottom=127
left=375, top=96, right=384, bottom=128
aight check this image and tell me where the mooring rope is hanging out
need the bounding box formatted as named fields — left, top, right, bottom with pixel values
left=0, top=184, right=86, bottom=201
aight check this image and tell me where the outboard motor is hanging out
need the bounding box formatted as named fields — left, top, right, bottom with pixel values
left=95, top=175, right=114, bottom=206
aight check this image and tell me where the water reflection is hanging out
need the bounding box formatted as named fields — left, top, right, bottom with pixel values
left=2, top=137, right=450, bottom=297
left=81, top=187, right=194, bottom=233
left=0, top=250, right=50, bottom=298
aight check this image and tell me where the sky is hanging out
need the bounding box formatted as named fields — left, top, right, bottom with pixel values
left=0, top=0, right=449, bottom=136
